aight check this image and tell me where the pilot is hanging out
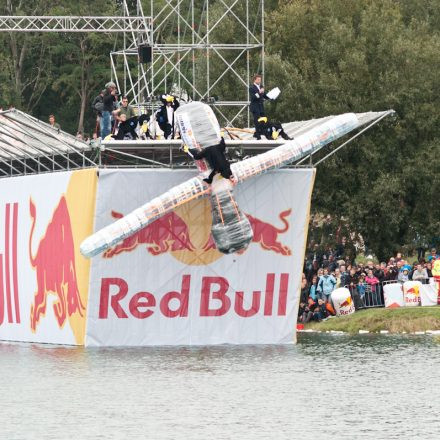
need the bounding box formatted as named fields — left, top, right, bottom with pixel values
left=254, top=116, right=293, bottom=141
left=183, top=138, right=234, bottom=184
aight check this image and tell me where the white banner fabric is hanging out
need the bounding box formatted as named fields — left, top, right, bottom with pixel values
left=86, top=168, right=315, bottom=346
left=420, top=279, right=438, bottom=306
left=0, top=170, right=97, bottom=345
left=384, top=283, right=404, bottom=308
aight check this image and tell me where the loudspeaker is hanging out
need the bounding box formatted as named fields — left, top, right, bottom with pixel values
left=138, top=45, right=152, bottom=63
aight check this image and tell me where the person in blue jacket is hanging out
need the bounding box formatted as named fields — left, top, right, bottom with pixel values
left=317, top=269, right=337, bottom=302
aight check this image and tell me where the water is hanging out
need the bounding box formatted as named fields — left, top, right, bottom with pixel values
left=1, top=334, right=439, bottom=440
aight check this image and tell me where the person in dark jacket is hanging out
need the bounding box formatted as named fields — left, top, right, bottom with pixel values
left=253, top=116, right=292, bottom=140
left=249, top=74, right=269, bottom=130
left=113, top=114, right=151, bottom=140
left=347, top=268, right=363, bottom=310
left=184, top=138, right=234, bottom=184
left=92, top=89, right=105, bottom=136
left=101, top=86, right=117, bottom=138
left=155, top=94, right=180, bottom=139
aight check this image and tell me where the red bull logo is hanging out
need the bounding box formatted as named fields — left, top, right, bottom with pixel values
left=404, top=285, right=420, bottom=304
left=339, top=296, right=352, bottom=308
left=0, top=202, right=20, bottom=325
left=104, top=210, right=195, bottom=258
left=103, top=201, right=292, bottom=263
left=337, top=295, right=354, bottom=315
left=29, top=197, right=85, bottom=331
left=247, top=209, right=292, bottom=256
left=406, top=286, right=419, bottom=296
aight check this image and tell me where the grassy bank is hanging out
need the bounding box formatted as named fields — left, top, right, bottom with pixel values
left=304, top=307, right=440, bottom=334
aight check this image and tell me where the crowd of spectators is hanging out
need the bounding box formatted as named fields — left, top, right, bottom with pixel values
left=298, top=245, right=439, bottom=324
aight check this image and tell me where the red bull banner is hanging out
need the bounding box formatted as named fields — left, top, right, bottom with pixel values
left=0, top=169, right=97, bottom=345
left=86, top=169, right=315, bottom=346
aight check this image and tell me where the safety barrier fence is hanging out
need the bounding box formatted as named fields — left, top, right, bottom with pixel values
left=345, top=283, right=384, bottom=309
left=343, top=278, right=438, bottom=310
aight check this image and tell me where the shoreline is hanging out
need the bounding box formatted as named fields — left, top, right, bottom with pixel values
left=301, top=306, right=440, bottom=334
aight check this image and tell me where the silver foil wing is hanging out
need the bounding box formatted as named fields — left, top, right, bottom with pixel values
left=80, top=176, right=209, bottom=258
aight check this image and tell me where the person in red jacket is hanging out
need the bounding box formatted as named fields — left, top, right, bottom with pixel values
left=365, top=269, right=380, bottom=306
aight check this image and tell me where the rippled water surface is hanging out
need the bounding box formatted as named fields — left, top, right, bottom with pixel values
left=1, top=334, right=439, bottom=439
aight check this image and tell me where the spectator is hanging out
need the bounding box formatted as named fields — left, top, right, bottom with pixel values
left=309, top=275, right=319, bottom=302
left=300, top=278, right=309, bottom=304
left=365, top=260, right=375, bottom=274
left=428, top=248, right=439, bottom=263
left=357, top=274, right=367, bottom=301
left=317, top=268, right=337, bottom=303
left=340, top=264, right=349, bottom=286
left=385, top=263, right=398, bottom=281
left=412, top=263, right=428, bottom=283
left=365, top=269, right=380, bottom=305
left=346, top=268, right=362, bottom=309
left=426, top=262, right=433, bottom=278
left=90, top=132, right=99, bottom=148
left=101, top=85, right=117, bottom=139
left=313, top=298, right=329, bottom=321
left=328, top=254, right=338, bottom=272
left=373, top=263, right=385, bottom=283
left=48, top=114, right=60, bottom=131
left=357, top=263, right=366, bottom=276
left=398, top=268, right=410, bottom=283
left=334, top=267, right=342, bottom=288
left=298, top=300, right=315, bottom=323
left=114, top=96, right=135, bottom=122
left=92, top=89, right=105, bottom=136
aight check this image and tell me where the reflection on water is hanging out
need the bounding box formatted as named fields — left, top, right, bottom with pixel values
left=1, top=334, right=439, bottom=439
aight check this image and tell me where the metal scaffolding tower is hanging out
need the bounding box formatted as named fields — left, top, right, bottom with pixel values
left=110, top=0, right=265, bottom=127
left=0, top=1, right=264, bottom=127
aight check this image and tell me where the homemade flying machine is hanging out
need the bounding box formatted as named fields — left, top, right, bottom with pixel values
left=80, top=103, right=392, bottom=258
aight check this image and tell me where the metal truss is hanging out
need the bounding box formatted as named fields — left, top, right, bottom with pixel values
left=0, top=1, right=264, bottom=127
left=111, top=0, right=265, bottom=127
left=0, top=15, right=150, bottom=33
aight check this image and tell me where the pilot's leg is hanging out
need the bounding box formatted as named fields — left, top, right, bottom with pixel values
left=203, top=169, right=217, bottom=184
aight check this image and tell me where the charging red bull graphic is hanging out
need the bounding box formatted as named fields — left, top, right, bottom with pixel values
left=404, top=285, right=420, bottom=305
left=103, top=205, right=292, bottom=263
left=0, top=202, right=20, bottom=326
left=29, top=197, right=85, bottom=332
left=339, top=296, right=352, bottom=308
left=333, top=290, right=355, bottom=316
left=103, top=210, right=195, bottom=258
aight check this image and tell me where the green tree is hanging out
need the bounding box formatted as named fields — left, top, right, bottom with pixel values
left=265, top=0, right=440, bottom=260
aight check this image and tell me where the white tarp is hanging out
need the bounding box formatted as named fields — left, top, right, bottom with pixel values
left=384, top=283, right=404, bottom=308
left=86, top=168, right=315, bottom=346
left=420, top=279, right=438, bottom=306
left=0, top=169, right=97, bottom=345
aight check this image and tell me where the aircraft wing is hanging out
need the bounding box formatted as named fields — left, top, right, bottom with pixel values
left=80, top=176, right=209, bottom=258
left=231, top=113, right=359, bottom=182
left=81, top=112, right=388, bottom=258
